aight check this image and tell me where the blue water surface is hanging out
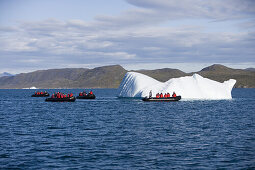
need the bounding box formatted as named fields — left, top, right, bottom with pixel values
left=0, top=88, right=254, bottom=169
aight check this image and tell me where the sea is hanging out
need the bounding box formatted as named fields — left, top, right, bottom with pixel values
left=0, top=88, right=254, bottom=169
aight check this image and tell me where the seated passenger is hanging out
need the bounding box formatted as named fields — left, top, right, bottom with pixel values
left=172, top=92, right=177, bottom=97
left=51, top=94, right=55, bottom=98
left=70, top=93, right=73, bottom=97
left=160, top=93, right=163, bottom=98
left=89, top=91, right=93, bottom=95
left=164, top=93, right=167, bottom=98
left=156, top=93, right=160, bottom=98
left=167, top=93, right=170, bottom=98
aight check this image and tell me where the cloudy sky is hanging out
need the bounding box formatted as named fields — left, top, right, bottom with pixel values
left=0, top=0, right=255, bottom=73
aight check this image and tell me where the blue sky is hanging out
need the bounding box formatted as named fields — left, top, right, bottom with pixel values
left=0, top=0, right=255, bottom=73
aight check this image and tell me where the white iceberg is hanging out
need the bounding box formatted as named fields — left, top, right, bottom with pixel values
left=23, top=86, right=37, bottom=89
left=117, top=72, right=236, bottom=100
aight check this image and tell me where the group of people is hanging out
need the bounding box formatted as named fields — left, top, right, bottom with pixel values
left=51, top=92, right=73, bottom=98
left=149, top=90, right=177, bottom=98
left=79, top=90, right=94, bottom=96
left=34, top=91, right=48, bottom=95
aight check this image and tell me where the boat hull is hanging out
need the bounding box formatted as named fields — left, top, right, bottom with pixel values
left=45, top=97, right=76, bottom=102
left=142, top=96, right=181, bottom=102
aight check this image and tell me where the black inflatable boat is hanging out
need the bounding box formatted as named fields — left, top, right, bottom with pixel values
left=76, top=94, right=96, bottom=99
left=45, top=96, right=76, bottom=102
left=31, top=93, right=50, bottom=97
left=142, top=96, right=181, bottom=102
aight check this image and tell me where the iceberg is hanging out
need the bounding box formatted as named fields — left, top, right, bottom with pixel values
left=23, top=86, right=37, bottom=89
left=117, top=72, right=236, bottom=99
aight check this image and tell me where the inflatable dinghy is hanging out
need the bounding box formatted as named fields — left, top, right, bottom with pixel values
left=76, top=94, right=96, bottom=99
left=31, top=93, right=50, bottom=97
left=142, top=96, right=181, bottom=102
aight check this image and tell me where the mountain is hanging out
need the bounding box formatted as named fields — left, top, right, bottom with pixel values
left=135, top=68, right=187, bottom=82
left=0, top=72, right=14, bottom=77
left=0, top=64, right=254, bottom=89
left=245, top=68, right=255, bottom=72
left=196, top=64, right=255, bottom=88
left=0, top=65, right=127, bottom=89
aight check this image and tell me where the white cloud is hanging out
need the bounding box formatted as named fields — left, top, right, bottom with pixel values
left=0, top=0, right=254, bottom=73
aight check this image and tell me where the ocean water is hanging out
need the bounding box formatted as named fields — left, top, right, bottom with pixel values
left=0, top=88, right=254, bottom=169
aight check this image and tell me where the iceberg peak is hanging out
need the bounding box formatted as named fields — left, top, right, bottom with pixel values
left=117, top=72, right=236, bottom=99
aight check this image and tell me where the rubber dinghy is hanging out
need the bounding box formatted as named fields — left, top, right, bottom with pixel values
left=31, top=93, right=50, bottom=97
left=142, top=96, right=181, bottom=102
left=76, top=94, right=96, bottom=99
left=45, top=96, right=76, bottom=102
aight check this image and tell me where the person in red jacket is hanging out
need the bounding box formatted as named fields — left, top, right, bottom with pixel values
left=164, top=93, right=167, bottom=98
left=167, top=93, right=170, bottom=98
left=156, top=93, right=160, bottom=98
left=172, top=92, right=177, bottom=97
left=70, top=93, right=73, bottom=97
left=160, top=93, right=163, bottom=98
left=89, top=91, right=93, bottom=95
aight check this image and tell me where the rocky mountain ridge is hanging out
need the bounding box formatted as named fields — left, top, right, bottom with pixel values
left=0, top=64, right=254, bottom=88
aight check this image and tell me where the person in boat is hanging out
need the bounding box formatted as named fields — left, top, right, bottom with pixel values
left=156, top=93, right=160, bottom=98
left=172, top=92, right=177, bottom=97
left=164, top=93, right=167, bottom=98
left=89, top=91, right=93, bottom=95
left=167, top=93, right=170, bottom=98
left=70, top=93, right=73, bottom=97
left=51, top=94, right=55, bottom=98
left=160, top=93, right=163, bottom=98
left=149, top=90, right=152, bottom=98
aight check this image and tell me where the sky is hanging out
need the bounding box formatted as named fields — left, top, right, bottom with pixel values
left=0, top=0, right=255, bottom=74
